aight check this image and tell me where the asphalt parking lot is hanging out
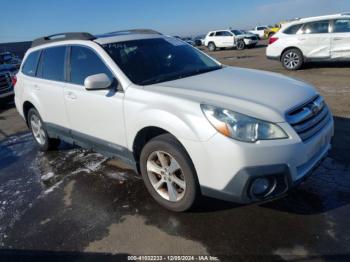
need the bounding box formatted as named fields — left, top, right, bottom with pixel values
left=1, top=42, right=350, bottom=261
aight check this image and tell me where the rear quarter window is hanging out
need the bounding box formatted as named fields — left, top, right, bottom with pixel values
left=283, top=24, right=303, bottom=34
left=22, top=51, right=41, bottom=77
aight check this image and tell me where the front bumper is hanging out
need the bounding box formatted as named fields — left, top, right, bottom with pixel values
left=180, top=118, right=334, bottom=203
left=244, top=39, right=258, bottom=45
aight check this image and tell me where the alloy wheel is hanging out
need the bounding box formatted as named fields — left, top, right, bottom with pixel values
left=30, top=114, right=46, bottom=145
left=146, top=150, right=186, bottom=202
left=283, top=51, right=300, bottom=69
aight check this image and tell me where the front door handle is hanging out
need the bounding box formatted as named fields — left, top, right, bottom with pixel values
left=66, top=91, right=77, bottom=100
left=333, top=37, right=342, bottom=41
left=33, top=84, right=40, bottom=90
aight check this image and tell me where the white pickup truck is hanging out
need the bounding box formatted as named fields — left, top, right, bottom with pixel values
left=249, top=26, right=270, bottom=39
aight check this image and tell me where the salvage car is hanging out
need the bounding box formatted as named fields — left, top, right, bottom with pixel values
left=266, top=13, right=350, bottom=70
left=204, top=30, right=258, bottom=51
left=231, top=30, right=259, bottom=48
left=15, top=30, right=333, bottom=211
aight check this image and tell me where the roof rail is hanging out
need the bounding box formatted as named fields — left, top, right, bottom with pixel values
left=341, top=12, right=350, bottom=16
left=96, top=29, right=162, bottom=38
left=31, top=32, right=96, bottom=48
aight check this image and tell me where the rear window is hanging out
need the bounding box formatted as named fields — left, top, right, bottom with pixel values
left=37, top=46, right=66, bottom=81
left=283, top=24, right=303, bottom=34
left=22, top=51, right=41, bottom=77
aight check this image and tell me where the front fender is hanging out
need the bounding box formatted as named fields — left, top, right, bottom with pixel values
left=124, top=88, right=217, bottom=150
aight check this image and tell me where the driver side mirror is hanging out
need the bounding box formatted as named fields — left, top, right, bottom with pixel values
left=84, top=73, right=112, bottom=90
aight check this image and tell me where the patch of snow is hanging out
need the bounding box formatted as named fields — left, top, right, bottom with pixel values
left=41, top=172, right=55, bottom=181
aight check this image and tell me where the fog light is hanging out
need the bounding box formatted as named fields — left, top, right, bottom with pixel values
left=251, top=177, right=270, bottom=196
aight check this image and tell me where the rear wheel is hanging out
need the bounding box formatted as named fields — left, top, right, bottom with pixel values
left=208, top=42, right=216, bottom=52
left=281, top=48, right=303, bottom=70
left=140, top=134, right=200, bottom=212
left=28, top=108, right=60, bottom=151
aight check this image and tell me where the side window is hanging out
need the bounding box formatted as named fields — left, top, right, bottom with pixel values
left=22, top=51, right=41, bottom=77
left=209, top=32, right=214, bottom=37
left=303, top=20, right=329, bottom=34
left=37, top=46, right=66, bottom=81
left=333, top=19, right=350, bottom=33
left=222, top=31, right=232, bottom=36
left=69, top=46, right=113, bottom=86
left=284, top=24, right=303, bottom=35
left=257, top=27, right=266, bottom=31
left=215, top=31, right=225, bottom=36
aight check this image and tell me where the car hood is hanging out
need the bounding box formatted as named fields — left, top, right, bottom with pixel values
left=148, top=67, right=317, bottom=122
left=239, top=33, right=256, bottom=38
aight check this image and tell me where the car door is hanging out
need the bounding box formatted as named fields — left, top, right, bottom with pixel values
left=35, top=46, right=70, bottom=129
left=298, top=20, right=331, bottom=58
left=213, top=31, right=229, bottom=47
left=331, top=18, right=350, bottom=59
left=221, top=31, right=235, bottom=47
left=64, top=45, right=128, bottom=158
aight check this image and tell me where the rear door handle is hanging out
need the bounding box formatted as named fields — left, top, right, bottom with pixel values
left=66, top=91, right=77, bottom=100
left=33, top=84, right=40, bottom=90
left=333, top=37, right=343, bottom=41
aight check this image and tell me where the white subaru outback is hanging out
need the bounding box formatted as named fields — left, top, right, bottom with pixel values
left=266, top=13, right=350, bottom=70
left=15, top=30, right=333, bottom=211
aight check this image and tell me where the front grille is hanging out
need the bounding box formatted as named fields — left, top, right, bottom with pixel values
left=0, top=72, right=12, bottom=94
left=287, top=96, right=331, bottom=141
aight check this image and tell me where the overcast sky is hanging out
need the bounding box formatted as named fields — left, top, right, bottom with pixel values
left=1, top=0, right=349, bottom=43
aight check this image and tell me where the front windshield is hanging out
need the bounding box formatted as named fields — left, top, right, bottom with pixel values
left=231, top=30, right=242, bottom=35
left=103, top=37, right=221, bottom=85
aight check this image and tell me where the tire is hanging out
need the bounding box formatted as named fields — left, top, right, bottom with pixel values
left=140, top=133, right=200, bottom=212
left=281, top=48, right=304, bottom=70
left=208, top=42, right=216, bottom=52
left=27, top=108, right=60, bottom=151
left=236, top=40, right=245, bottom=50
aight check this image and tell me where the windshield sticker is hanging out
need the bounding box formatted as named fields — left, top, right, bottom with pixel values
left=164, top=37, right=186, bottom=46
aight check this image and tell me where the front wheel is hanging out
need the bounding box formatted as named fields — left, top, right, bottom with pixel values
left=236, top=40, right=245, bottom=50
left=281, top=48, right=303, bottom=70
left=140, top=134, right=200, bottom=212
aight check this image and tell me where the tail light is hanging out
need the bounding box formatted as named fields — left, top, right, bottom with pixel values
left=11, top=74, right=17, bottom=87
left=268, top=37, right=278, bottom=45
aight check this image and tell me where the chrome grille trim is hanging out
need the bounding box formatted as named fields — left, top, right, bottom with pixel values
left=287, top=96, right=331, bottom=141
left=287, top=96, right=324, bottom=124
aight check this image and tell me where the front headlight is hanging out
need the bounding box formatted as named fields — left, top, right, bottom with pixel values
left=201, top=104, right=288, bottom=143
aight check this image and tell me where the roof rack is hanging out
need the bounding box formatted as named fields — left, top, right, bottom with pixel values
left=96, top=29, right=162, bottom=38
left=31, top=32, right=96, bottom=48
